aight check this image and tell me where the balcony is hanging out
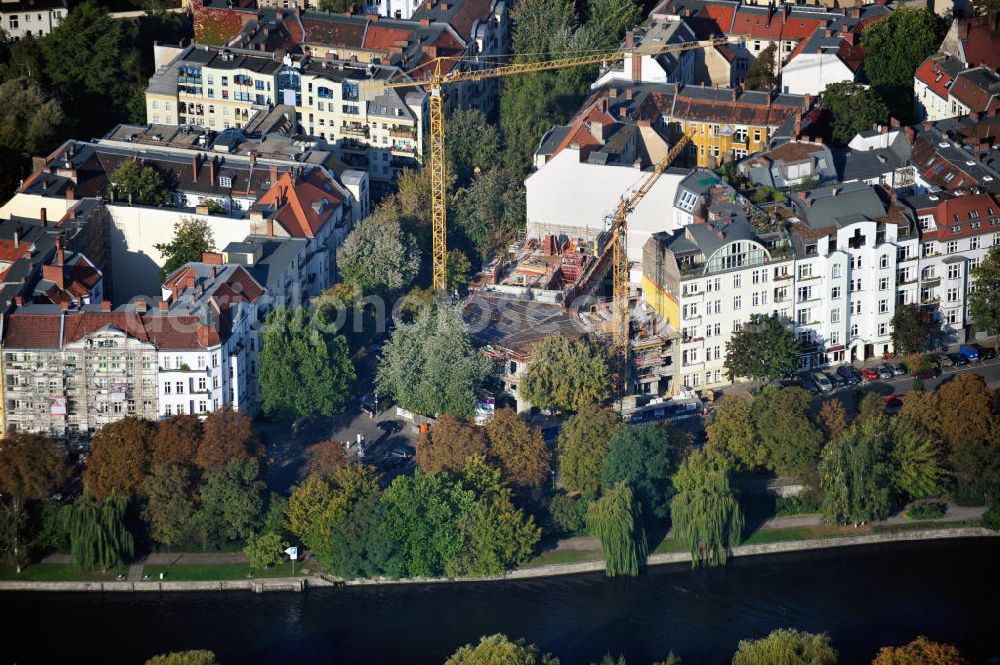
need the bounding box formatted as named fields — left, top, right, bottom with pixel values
left=341, top=124, right=369, bottom=138
left=389, top=126, right=416, bottom=139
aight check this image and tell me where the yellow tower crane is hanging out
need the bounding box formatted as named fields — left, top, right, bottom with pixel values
left=367, top=34, right=745, bottom=292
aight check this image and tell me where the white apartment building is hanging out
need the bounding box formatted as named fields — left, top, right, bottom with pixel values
left=784, top=183, right=919, bottom=367
left=0, top=0, right=66, bottom=39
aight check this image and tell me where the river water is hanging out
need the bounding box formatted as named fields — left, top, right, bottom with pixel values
left=4, top=539, right=996, bottom=665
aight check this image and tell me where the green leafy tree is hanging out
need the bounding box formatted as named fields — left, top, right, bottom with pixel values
left=485, top=407, right=552, bottom=488
left=819, top=418, right=895, bottom=526
left=671, top=450, right=744, bottom=568
left=731, top=629, right=838, bottom=665
left=445, top=109, right=501, bottom=186
left=285, top=473, right=334, bottom=547
left=745, top=43, right=777, bottom=91
left=194, top=458, right=265, bottom=545
left=155, top=218, right=214, bottom=278
left=724, top=314, right=799, bottom=382
left=0, top=76, right=63, bottom=166
left=85, top=416, right=157, bottom=500
left=259, top=307, right=356, bottom=420
left=324, top=492, right=398, bottom=579
left=66, top=492, right=133, bottom=571
left=317, top=0, right=352, bottom=11
left=861, top=7, right=948, bottom=122
left=556, top=404, right=621, bottom=495
left=445, top=634, right=560, bottom=665
left=449, top=456, right=541, bottom=577
left=380, top=470, right=474, bottom=578
left=452, top=167, right=527, bottom=260
left=969, top=246, right=1000, bottom=351
left=245, top=531, right=289, bottom=570
left=144, top=651, right=218, bottom=665
left=0, top=433, right=66, bottom=572
left=890, top=304, right=931, bottom=355
left=857, top=392, right=886, bottom=426
left=587, top=482, right=647, bottom=577
left=706, top=396, right=765, bottom=469
left=821, top=81, right=890, bottom=146
left=143, top=463, right=196, bottom=548
left=338, top=214, right=420, bottom=298
left=110, top=160, right=173, bottom=207
left=447, top=249, right=473, bottom=293
left=889, top=418, right=947, bottom=500
left=376, top=306, right=493, bottom=417
left=41, top=2, right=125, bottom=106
left=584, top=0, right=641, bottom=39
left=602, top=424, right=684, bottom=519
left=521, top=334, right=611, bottom=413
left=751, top=387, right=823, bottom=476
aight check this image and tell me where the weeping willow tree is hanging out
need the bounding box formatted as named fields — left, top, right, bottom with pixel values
left=587, top=482, right=646, bottom=577
left=66, top=492, right=133, bottom=571
left=670, top=450, right=744, bottom=568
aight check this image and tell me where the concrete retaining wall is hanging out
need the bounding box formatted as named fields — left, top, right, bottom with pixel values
left=1, top=527, right=995, bottom=593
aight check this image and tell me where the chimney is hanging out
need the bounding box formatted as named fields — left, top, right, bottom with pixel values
left=794, top=113, right=802, bottom=137
left=135, top=299, right=148, bottom=313
left=13, top=296, right=23, bottom=307
left=619, top=106, right=627, bottom=119
left=798, top=191, right=807, bottom=199
left=625, top=30, right=634, bottom=49
left=193, top=153, right=200, bottom=179
left=101, top=300, right=111, bottom=312
left=803, top=93, right=812, bottom=109
left=631, top=52, right=641, bottom=82
left=732, top=85, right=740, bottom=101
left=420, top=17, right=430, bottom=26
left=202, top=251, right=224, bottom=264
left=55, top=236, right=64, bottom=266
left=211, top=266, right=219, bottom=279
left=831, top=187, right=839, bottom=197
left=159, top=300, right=169, bottom=311
left=40, top=207, right=47, bottom=227
left=959, top=21, right=970, bottom=40
left=626, top=88, right=634, bottom=100
left=197, top=324, right=212, bottom=347
left=269, top=164, right=277, bottom=184
left=825, top=28, right=832, bottom=37
left=43, top=264, right=64, bottom=288
left=66, top=186, right=75, bottom=201
left=209, top=156, right=217, bottom=184
left=59, top=300, right=70, bottom=311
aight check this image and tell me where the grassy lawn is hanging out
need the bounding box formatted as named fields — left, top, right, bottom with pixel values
left=652, top=537, right=688, bottom=554
left=0, top=564, right=118, bottom=582
left=142, top=561, right=303, bottom=581
left=873, top=519, right=982, bottom=533
left=521, top=549, right=601, bottom=568
left=741, top=525, right=861, bottom=545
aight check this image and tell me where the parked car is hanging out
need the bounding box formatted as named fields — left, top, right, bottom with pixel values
left=915, top=367, right=941, bottom=380
left=827, top=371, right=846, bottom=388
left=934, top=353, right=953, bottom=367
left=860, top=367, right=880, bottom=381
left=958, top=344, right=980, bottom=362
left=949, top=352, right=969, bottom=367
left=876, top=364, right=894, bottom=379
left=837, top=365, right=862, bottom=385
left=812, top=371, right=833, bottom=392
left=389, top=447, right=414, bottom=459
left=798, top=373, right=820, bottom=395
left=892, top=363, right=907, bottom=376
left=983, top=347, right=997, bottom=361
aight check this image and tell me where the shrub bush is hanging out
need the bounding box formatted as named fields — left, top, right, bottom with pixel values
left=775, top=494, right=820, bottom=516
left=983, top=498, right=1000, bottom=531
left=951, top=482, right=986, bottom=507
left=547, top=493, right=588, bottom=537
left=905, top=501, right=946, bottom=520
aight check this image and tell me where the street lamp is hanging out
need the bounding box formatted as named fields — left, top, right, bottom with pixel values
left=373, top=392, right=379, bottom=417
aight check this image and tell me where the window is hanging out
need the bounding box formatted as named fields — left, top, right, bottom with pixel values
left=851, top=323, right=859, bottom=337
left=946, top=287, right=959, bottom=303
left=879, top=277, right=889, bottom=291
left=733, top=274, right=741, bottom=288
left=878, top=323, right=888, bottom=336
left=945, top=309, right=959, bottom=324
left=798, top=264, right=812, bottom=279
left=832, top=264, right=842, bottom=279
left=948, top=264, right=961, bottom=280
left=199, top=401, right=207, bottom=414
left=163, top=383, right=172, bottom=395
left=176, top=381, right=184, bottom=394
left=854, top=256, right=862, bottom=269
left=733, top=295, right=742, bottom=310
left=946, top=240, right=958, bottom=253
left=797, top=308, right=810, bottom=325
left=971, top=236, right=980, bottom=250
left=880, top=254, right=889, bottom=269
left=198, top=377, right=207, bottom=391
left=831, top=286, right=841, bottom=299
left=164, top=404, right=172, bottom=416
left=879, top=299, right=888, bottom=313
left=831, top=308, right=840, bottom=323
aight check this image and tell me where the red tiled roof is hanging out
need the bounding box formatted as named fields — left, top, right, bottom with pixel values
left=301, top=17, right=367, bottom=49
left=934, top=193, right=1000, bottom=241
left=836, top=38, right=865, bottom=73
left=915, top=57, right=955, bottom=100
left=958, top=12, right=1000, bottom=71
left=3, top=311, right=223, bottom=350
left=256, top=170, right=343, bottom=238
left=363, top=24, right=414, bottom=52
left=671, top=94, right=801, bottom=127
left=949, top=71, right=1000, bottom=114
left=731, top=7, right=824, bottom=41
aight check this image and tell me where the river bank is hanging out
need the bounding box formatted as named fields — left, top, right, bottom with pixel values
left=2, top=522, right=995, bottom=593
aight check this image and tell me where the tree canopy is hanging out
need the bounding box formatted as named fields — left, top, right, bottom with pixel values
left=751, top=387, right=823, bottom=476
left=194, top=457, right=266, bottom=544
left=0, top=432, right=66, bottom=570
left=587, top=482, right=647, bottom=578
left=521, top=334, right=611, bottom=413
left=724, top=315, right=799, bottom=382
left=890, top=304, right=931, bottom=355
left=445, top=634, right=560, bottom=665
left=871, top=636, right=965, bottom=665
left=66, top=492, right=133, bottom=571
left=154, top=218, right=214, bottom=277
left=338, top=213, right=421, bottom=298
left=451, top=166, right=527, bottom=261
left=822, top=81, right=890, bottom=146
left=84, top=416, right=156, bottom=500
left=706, top=395, right=765, bottom=469
left=556, top=404, right=621, bottom=495
left=445, top=109, right=502, bottom=187
left=485, top=407, right=552, bottom=488
left=416, top=414, right=489, bottom=475
left=196, top=405, right=262, bottom=470
left=144, top=651, right=218, bottom=665
left=111, top=160, right=173, bottom=207
left=860, top=7, right=948, bottom=122
left=602, top=424, right=684, bottom=519
left=143, top=463, right=197, bottom=548
left=969, top=246, right=1000, bottom=349
left=376, top=306, right=493, bottom=417
left=258, top=307, right=356, bottom=420
left=152, top=414, right=203, bottom=469
left=670, top=450, right=743, bottom=567
left=819, top=417, right=895, bottom=526
left=731, top=629, right=838, bottom=665
left=745, top=43, right=777, bottom=91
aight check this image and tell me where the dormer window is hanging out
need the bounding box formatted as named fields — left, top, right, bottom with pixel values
left=969, top=209, right=979, bottom=219
left=219, top=176, right=232, bottom=188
